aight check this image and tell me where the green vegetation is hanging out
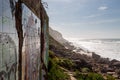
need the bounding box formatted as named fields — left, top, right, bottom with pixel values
left=48, top=50, right=70, bottom=80
left=81, top=68, right=90, bottom=73
left=106, top=75, right=115, bottom=80
left=57, top=58, right=74, bottom=70
left=74, top=71, right=104, bottom=80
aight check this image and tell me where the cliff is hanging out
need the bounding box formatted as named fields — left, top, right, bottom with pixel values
left=49, top=27, right=67, bottom=44
left=49, top=27, right=76, bottom=50
left=49, top=28, right=120, bottom=80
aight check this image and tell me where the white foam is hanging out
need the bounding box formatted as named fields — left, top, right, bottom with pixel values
left=69, top=38, right=120, bottom=60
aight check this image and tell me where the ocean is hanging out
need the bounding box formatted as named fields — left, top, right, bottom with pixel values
left=67, top=38, right=120, bottom=61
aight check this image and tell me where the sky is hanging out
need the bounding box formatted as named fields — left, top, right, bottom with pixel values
left=45, top=0, right=119, bottom=39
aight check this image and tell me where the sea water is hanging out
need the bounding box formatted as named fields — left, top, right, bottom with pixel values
left=67, top=38, right=120, bottom=60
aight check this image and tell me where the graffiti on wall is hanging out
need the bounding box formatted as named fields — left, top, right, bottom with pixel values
left=22, top=4, right=41, bottom=80
left=0, top=0, right=18, bottom=80
left=0, top=0, right=48, bottom=80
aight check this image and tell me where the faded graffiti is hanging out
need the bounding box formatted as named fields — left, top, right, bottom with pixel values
left=22, top=4, right=41, bottom=80
left=0, top=0, right=48, bottom=80
left=0, top=33, right=17, bottom=80
left=0, top=0, right=18, bottom=80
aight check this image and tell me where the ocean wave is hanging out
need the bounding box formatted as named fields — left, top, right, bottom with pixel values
left=79, top=39, right=120, bottom=44
left=70, top=39, right=120, bottom=60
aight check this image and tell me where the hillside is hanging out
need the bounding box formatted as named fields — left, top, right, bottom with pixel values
left=49, top=27, right=67, bottom=44
left=49, top=29, right=120, bottom=80
left=49, top=27, right=75, bottom=50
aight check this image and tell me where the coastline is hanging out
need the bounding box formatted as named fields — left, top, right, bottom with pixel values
left=49, top=28, right=120, bottom=79
left=67, top=38, right=120, bottom=61
left=63, top=41, right=120, bottom=79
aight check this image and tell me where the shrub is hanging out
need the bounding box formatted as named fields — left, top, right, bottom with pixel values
left=81, top=68, right=90, bottom=73
left=57, top=58, right=74, bottom=70
left=48, top=50, right=70, bottom=80
left=74, top=71, right=105, bottom=80
left=106, top=75, right=115, bottom=80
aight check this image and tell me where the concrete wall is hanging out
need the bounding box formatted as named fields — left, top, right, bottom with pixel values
left=0, top=0, right=49, bottom=80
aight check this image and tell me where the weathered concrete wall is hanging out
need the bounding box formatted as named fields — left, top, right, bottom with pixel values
left=0, top=0, right=49, bottom=80
left=22, top=4, right=41, bottom=80
left=0, top=0, right=18, bottom=80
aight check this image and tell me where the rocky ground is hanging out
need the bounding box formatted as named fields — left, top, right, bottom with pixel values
left=49, top=34, right=120, bottom=79
left=49, top=27, right=120, bottom=79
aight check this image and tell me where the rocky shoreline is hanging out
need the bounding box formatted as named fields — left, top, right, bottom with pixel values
left=49, top=27, right=120, bottom=79
left=50, top=37, right=120, bottom=79
left=67, top=42, right=120, bottom=79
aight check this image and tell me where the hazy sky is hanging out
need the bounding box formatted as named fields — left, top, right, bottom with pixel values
left=44, top=0, right=120, bottom=39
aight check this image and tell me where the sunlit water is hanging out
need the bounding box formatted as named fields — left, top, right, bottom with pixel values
left=67, top=38, right=120, bottom=60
